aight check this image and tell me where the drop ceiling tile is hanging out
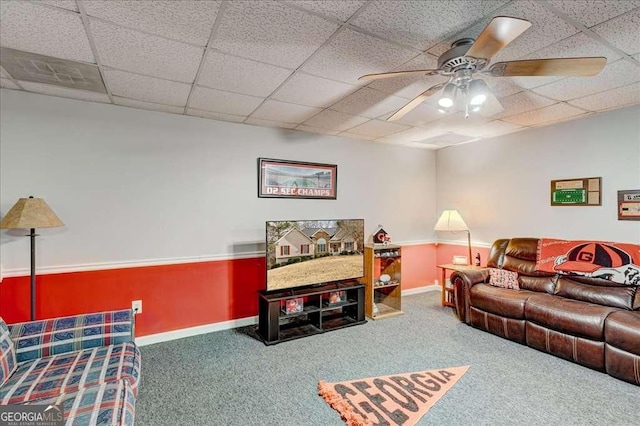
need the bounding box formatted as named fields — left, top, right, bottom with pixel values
left=367, top=54, right=444, bottom=99
left=296, top=125, right=340, bottom=136
left=39, top=1, right=78, bottom=12
left=113, top=96, right=185, bottom=114
left=271, top=73, right=357, bottom=108
left=285, top=1, right=366, bottom=22
left=482, top=77, right=525, bottom=98
left=0, top=66, right=10, bottom=79
left=490, top=0, right=579, bottom=64
left=568, top=82, right=640, bottom=112
left=378, top=103, right=445, bottom=127
left=524, top=32, right=621, bottom=64
left=493, top=91, right=557, bottom=119
left=302, top=109, right=369, bottom=131
left=421, top=132, right=476, bottom=147
left=104, top=69, right=191, bottom=106
left=83, top=0, right=220, bottom=46
left=502, top=103, right=588, bottom=126
left=198, top=51, right=292, bottom=97
left=547, top=0, right=640, bottom=28
left=433, top=113, right=525, bottom=138
left=349, top=0, right=508, bottom=50
left=245, top=117, right=297, bottom=129
left=90, top=19, right=203, bottom=83
left=591, top=8, right=640, bottom=55
left=532, top=59, right=640, bottom=101
left=401, top=142, right=439, bottom=150
left=212, top=1, right=338, bottom=69
left=189, top=86, right=264, bottom=116
left=0, top=78, right=20, bottom=89
left=339, top=132, right=375, bottom=141
left=186, top=108, right=246, bottom=123
left=301, top=28, right=417, bottom=85
left=383, top=126, right=450, bottom=142
left=346, top=119, right=410, bottom=138
left=0, top=1, right=95, bottom=62
left=330, top=87, right=409, bottom=118
left=251, top=99, right=322, bottom=123
left=19, top=80, right=110, bottom=102
left=508, top=75, right=565, bottom=90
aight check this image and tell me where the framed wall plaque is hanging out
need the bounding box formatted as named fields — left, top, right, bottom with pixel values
left=258, top=158, right=337, bottom=199
left=550, top=177, right=601, bottom=206
left=618, top=190, right=640, bottom=221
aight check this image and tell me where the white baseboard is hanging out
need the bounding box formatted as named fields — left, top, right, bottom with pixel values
left=402, top=284, right=440, bottom=296
left=135, top=285, right=441, bottom=347
left=135, top=316, right=258, bottom=347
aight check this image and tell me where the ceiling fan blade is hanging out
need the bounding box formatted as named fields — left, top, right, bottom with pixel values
left=358, top=69, right=439, bottom=82
left=488, top=57, right=607, bottom=77
left=465, top=16, right=531, bottom=61
left=387, top=83, right=445, bottom=121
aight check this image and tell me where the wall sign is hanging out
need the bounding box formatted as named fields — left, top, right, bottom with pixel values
left=550, top=177, right=601, bottom=206
left=258, top=158, right=337, bottom=199
left=618, top=190, right=640, bottom=221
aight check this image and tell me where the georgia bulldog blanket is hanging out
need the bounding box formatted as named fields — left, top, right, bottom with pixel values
left=536, top=238, right=640, bottom=285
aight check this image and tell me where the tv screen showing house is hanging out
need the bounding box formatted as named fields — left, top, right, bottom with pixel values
left=266, top=219, right=365, bottom=292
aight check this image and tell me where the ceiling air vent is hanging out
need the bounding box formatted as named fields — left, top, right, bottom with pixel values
left=0, top=47, right=106, bottom=93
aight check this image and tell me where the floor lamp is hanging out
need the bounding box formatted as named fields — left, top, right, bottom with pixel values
left=434, top=209, right=472, bottom=265
left=0, top=196, right=64, bottom=320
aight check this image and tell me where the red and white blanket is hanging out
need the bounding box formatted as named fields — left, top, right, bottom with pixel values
left=535, top=238, right=640, bottom=285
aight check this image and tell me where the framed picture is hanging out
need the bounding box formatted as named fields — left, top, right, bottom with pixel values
left=258, top=158, right=337, bottom=199
left=550, top=177, right=601, bottom=206
left=618, top=190, right=640, bottom=221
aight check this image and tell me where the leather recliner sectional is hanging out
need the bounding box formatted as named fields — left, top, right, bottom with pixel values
left=451, top=238, right=640, bottom=386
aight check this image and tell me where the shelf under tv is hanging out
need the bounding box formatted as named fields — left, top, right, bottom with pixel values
left=258, top=280, right=366, bottom=345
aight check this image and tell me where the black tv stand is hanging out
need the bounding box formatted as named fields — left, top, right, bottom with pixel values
left=258, top=281, right=366, bottom=345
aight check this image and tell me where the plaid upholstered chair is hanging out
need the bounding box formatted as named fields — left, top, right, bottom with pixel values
left=0, top=309, right=140, bottom=425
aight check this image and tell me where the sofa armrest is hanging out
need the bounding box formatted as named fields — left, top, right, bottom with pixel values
left=8, top=309, right=134, bottom=363
left=451, top=269, right=489, bottom=324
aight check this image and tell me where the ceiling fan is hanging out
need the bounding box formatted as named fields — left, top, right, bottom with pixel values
left=359, top=17, right=607, bottom=121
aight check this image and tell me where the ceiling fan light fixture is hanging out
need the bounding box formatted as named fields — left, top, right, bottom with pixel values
left=468, top=79, right=488, bottom=106
left=438, top=83, right=457, bottom=108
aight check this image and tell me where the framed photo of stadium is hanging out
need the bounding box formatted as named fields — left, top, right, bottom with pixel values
left=258, top=158, right=337, bottom=199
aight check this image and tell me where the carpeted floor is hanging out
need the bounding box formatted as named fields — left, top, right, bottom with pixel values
left=136, top=291, right=638, bottom=425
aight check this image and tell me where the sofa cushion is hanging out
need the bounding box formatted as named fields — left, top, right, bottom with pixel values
left=605, top=311, right=640, bottom=356
left=489, top=268, right=519, bottom=290
left=470, top=284, right=534, bottom=319
left=525, top=293, right=619, bottom=340
left=0, top=342, right=140, bottom=404
left=0, top=318, right=17, bottom=387
left=555, top=277, right=635, bottom=309
left=22, top=380, right=135, bottom=426
left=518, top=276, right=556, bottom=294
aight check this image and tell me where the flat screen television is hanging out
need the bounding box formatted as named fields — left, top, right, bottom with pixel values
left=266, top=219, right=365, bottom=292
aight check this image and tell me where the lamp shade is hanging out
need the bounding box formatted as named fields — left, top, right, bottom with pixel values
left=0, top=197, right=64, bottom=229
left=434, top=210, right=468, bottom=232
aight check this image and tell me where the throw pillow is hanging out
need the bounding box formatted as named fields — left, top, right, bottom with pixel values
left=0, top=317, right=17, bottom=386
left=488, top=268, right=520, bottom=290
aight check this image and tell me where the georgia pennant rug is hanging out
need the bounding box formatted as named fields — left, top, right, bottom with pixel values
left=318, top=366, right=469, bottom=426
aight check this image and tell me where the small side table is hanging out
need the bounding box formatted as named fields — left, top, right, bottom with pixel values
left=437, top=264, right=482, bottom=308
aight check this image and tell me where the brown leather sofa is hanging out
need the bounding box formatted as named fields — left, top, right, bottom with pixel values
left=451, top=238, right=640, bottom=386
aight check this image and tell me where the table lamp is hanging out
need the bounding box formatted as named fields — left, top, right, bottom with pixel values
left=434, top=209, right=472, bottom=265
left=0, top=196, right=64, bottom=320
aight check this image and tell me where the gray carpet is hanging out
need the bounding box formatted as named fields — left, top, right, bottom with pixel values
left=136, top=291, right=638, bottom=425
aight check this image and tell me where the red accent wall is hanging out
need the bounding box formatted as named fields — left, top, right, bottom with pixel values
left=0, top=242, right=489, bottom=336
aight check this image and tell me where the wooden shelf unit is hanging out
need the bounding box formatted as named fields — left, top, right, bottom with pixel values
left=258, top=280, right=365, bottom=345
left=361, top=244, right=403, bottom=320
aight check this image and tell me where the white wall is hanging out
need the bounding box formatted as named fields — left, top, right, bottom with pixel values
left=0, top=90, right=437, bottom=275
left=437, top=105, right=640, bottom=245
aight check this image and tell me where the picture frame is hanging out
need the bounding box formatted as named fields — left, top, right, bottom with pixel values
left=258, top=158, right=337, bottom=199
left=550, top=177, right=601, bottom=206
left=618, top=190, right=640, bottom=221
